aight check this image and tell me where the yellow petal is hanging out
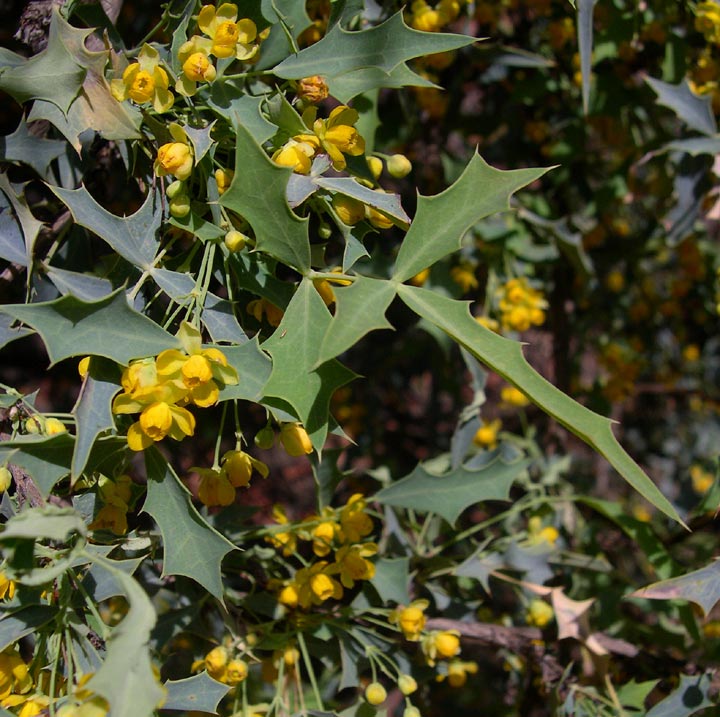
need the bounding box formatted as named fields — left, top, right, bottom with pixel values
left=127, top=422, right=154, bottom=451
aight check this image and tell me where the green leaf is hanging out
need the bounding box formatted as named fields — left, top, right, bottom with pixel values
left=273, top=12, right=475, bottom=81
left=615, top=680, right=659, bottom=712
left=71, top=357, right=119, bottom=480
left=207, top=88, right=276, bottom=144
left=369, top=557, right=410, bottom=605
left=220, top=122, right=310, bottom=272
left=82, top=556, right=144, bottom=602
left=262, top=280, right=356, bottom=450
left=0, top=315, right=32, bottom=350
left=162, top=672, right=231, bottom=712
left=217, top=338, right=273, bottom=403
left=576, top=0, right=596, bottom=115
left=662, top=137, right=720, bottom=156
left=0, top=605, right=58, bottom=651
left=168, top=211, right=224, bottom=242
left=0, top=434, right=75, bottom=497
left=0, top=9, right=85, bottom=113
left=397, top=285, right=683, bottom=525
left=316, top=177, right=410, bottom=224
left=0, top=175, right=44, bottom=267
left=645, top=674, right=715, bottom=717
left=52, top=186, right=161, bottom=267
left=83, top=555, right=166, bottom=717
left=454, top=552, right=503, bottom=593
left=317, top=277, right=396, bottom=365
left=328, top=64, right=437, bottom=104
left=0, top=120, right=66, bottom=176
left=142, top=448, right=236, bottom=601
left=184, top=121, right=215, bottom=164
left=375, top=456, right=528, bottom=527
left=0, top=289, right=178, bottom=366
left=646, top=77, right=717, bottom=137
left=631, top=560, right=720, bottom=616
left=46, top=267, right=113, bottom=301
left=254, top=0, right=312, bottom=71
left=392, top=153, right=549, bottom=283
left=1, top=504, right=86, bottom=542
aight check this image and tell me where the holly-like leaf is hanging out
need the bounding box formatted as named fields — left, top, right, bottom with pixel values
left=262, top=280, right=356, bottom=449
left=0, top=120, right=66, bottom=176
left=392, top=153, right=549, bottom=283
left=220, top=122, right=310, bottom=272
left=646, top=77, right=717, bottom=137
left=317, top=277, right=396, bottom=365
left=575, top=0, right=596, bottom=115
left=52, top=186, right=161, bottom=267
left=207, top=88, right=276, bottom=144
left=273, top=12, right=475, bottom=81
left=142, top=449, right=236, bottom=601
left=0, top=605, right=58, bottom=652
left=0, top=433, right=74, bottom=497
left=374, top=456, right=529, bottom=527
left=46, top=267, right=113, bottom=301
left=645, top=673, right=715, bottom=717
left=0, top=290, right=178, bottom=366
left=217, top=339, right=273, bottom=403
left=0, top=315, right=32, bottom=351
left=254, top=0, right=312, bottom=71
left=71, top=357, right=119, bottom=480
left=183, top=121, right=215, bottom=164
left=328, top=64, right=437, bottom=104
left=370, top=557, right=410, bottom=605
left=397, top=285, right=684, bottom=525
left=631, top=559, right=720, bottom=616
left=162, top=672, right=231, bottom=713
left=1, top=504, right=86, bottom=542
left=0, top=10, right=85, bottom=113
left=315, top=177, right=410, bottom=224
left=0, top=175, right=44, bottom=268
left=83, top=555, right=166, bottom=717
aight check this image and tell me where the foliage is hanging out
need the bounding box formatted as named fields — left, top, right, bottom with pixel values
left=0, top=1, right=719, bottom=716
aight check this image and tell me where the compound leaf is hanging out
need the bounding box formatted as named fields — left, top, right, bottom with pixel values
left=392, top=153, right=549, bottom=283
left=0, top=290, right=178, bottom=366
left=397, top=284, right=683, bottom=525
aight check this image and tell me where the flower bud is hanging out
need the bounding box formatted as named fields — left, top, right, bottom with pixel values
left=166, top=180, right=184, bottom=199
left=45, top=418, right=67, bottom=435
left=297, top=75, right=329, bottom=103
left=254, top=426, right=275, bottom=449
left=387, top=153, right=412, bottom=178
left=404, top=708, right=421, bottom=717
left=169, top=194, right=191, bottom=218
left=318, top=222, right=332, bottom=239
left=156, top=142, right=193, bottom=180
left=279, top=423, right=313, bottom=456
left=332, top=195, right=365, bottom=226
left=224, top=230, right=247, bottom=252
left=366, top=156, right=383, bottom=180
left=226, top=658, right=248, bottom=684
left=398, top=674, right=418, bottom=695
left=0, top=467, right=12, bottom=493
left=365, top=682, right=387, bottom=705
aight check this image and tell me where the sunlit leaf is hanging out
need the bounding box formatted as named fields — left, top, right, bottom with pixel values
left=46, top=267, right=113, bottom=301
left=217, top=339, right=273, bottom=403
left=1, top=504, right=86, bottom=542
left=0, top=434, right=75, bottom=497
left=397, top=285, right=683, bottom=525
left=646, top=77, right=717, bottom=137
left=375, top=456, right=528, bottom=526
left=162, top=672, right=231, bottom=712
left=0, top=605, right=57, bottom=652
left=370, top=557, right=410, bottom=605
left=143, top=449, right=236, bottom=601
left=392, top=153, right=549, bottom=283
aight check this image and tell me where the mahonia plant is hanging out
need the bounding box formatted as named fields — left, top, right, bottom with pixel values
left=0, top=1, right=709, bottom=717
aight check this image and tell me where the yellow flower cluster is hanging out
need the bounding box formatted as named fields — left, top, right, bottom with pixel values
left=525, top=515, right=560, bottom=546
left=193, top=449, right=269, bottom=507
left=695, top=1, right=720, bottom=44
left=269, top=494, right=376, bottom=610
left=111, top=44, right=174, bottom=113
left=154, top=124, right=194, bottom=182
left=497, top=277, right=547, bottom=332
left=193, top=645, right=248, bottom=686
left=526, top=598, right=554, bottom=628
left=409, top=0, right=462, bottom=32
left=112, top=322, right=237, bottom=451
left=273, top=105, right=366, bottom=173
left=88, top=474, right=133, bottom=535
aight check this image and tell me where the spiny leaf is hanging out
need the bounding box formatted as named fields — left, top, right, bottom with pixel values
left=46, top=267, right=113, bottom=301
left=143, top=448, right=236, bottom=601
left=315, top=177, right=410, bottom=224
left=374, top=456, right=529, bottom=527
left=0, top=120, right=66, bottom=176
left=52, top=186, right=161, bottom=267
left=631, top=560, right=720, bottom=616
left=262, top=279, right=356, bottom=450
left=646, top=77, right=717, bottom=137
left=162, top=672, right=231, bottom=713
left=0, top=9, right=85, bottom=113
left=218, top=339, right=273, bottom=403
left=83, top=555, right=166, bottom=717
left=207, top=89, right=277, bottom=144
left=645, top=673, right=715, bottom=717
left=273, top=12, right=475, bottom=81
left=392, top=153, right=549, bottom=283
left=0, top=175, right=44, bottom=268
left=370, top=557, right=410, bottom=605
left=220, top=122, right=310, bottom=272
left=1, top=504, right=86, bottom=542
left=71, top=357, right=119, bottom=480
left=0, top=605, right=58, bottom=652
left=397, top=285, right=683, bottom=525
left=0, top=290, right=178, bottom=366
left=0, top=433, right=74, bottom=497
left=328, top=64, right=437, bottom=104
left=576, top=0, right=596, bottom=115
left=317, top=276, right=396, bottom=365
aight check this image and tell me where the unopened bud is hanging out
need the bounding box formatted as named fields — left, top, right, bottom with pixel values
left=254, top=426, right=275, bottom=449
left=224, top=230, right=247, bottom=252
left=387, top=153, right=412, bottom=178
left=365, top=682, right=387, bottom=705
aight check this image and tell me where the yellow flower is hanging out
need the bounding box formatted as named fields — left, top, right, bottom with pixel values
left=215, top=168, right=234, bottom=195
left=441, top=659, right=478, bottom=687
left=527, top=517, right=560, bottom=546
left=176, top=37, right=217, bottom=96
left=296, top=75, right=329, bottom=104
left=332, top=194, right=365, bottom=225
left=473, top=418, right=501, bottom=450
left=266, top=505, right=297, bottom=556
left=110, top=44, right=174, bottom=113
left=226, top=659, right=248, bottom=685
left=501, top=385, right=529, bottom=407
left=155, top=124, right=194, bottom=181
left=497, top=277, right=547, bottom=332
left=88, top=504, right=128, bottom=535
left=696, top=1, right=720, bottom=43
left=221, top=449, right=268, bottom=488
left=278, top=583, right=299, bottom=608
left=422, top=630, right=460, bottom=665
left=247, top=298, right=284, bottom=326
left=195, top=467, right=235, bottom=507
left=410, top=1, right=446, bottom=32
left=390, top=600, right=429, bottom=641
left=293, top=562, right=343, bottom=607
left=366, top=156, right=383, bottom=179
left=311, top=521, right=337, bottom=557
left=45, top=418, right=66, bottom=435
left=279, top=423, right=313, bottom=456
left=78, top=356, right=91, bottom=377
left=690, top=465, right=714, bottom=495
left=17, top=696, right=51, bottom=717
left=450, top=262, right=478, bottom=293
left=526, top=599, right=554, bottom=628
left=272, top=138, right=319, bottom=174
left=366, top=204, right=394, bottom=230
left=202, top=646, right=228, bottom=681
left=398, top=674, right=418, bottom=696
left=0, top=467, right=12, bottom=494
left=386, top=153, right=412, bottom=178
left=297, top=105, right=365, bottom=171
left=338, top=494, right=373, bottom=543
left=0, top=572, right=16, bottom=601
left=0, top=649, right=32, bottom=701
left=198, top=4, right=259, bottom=60
left=330, top=543, right=377, bottom=588
left=365, top=682, right=387, bottom=705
